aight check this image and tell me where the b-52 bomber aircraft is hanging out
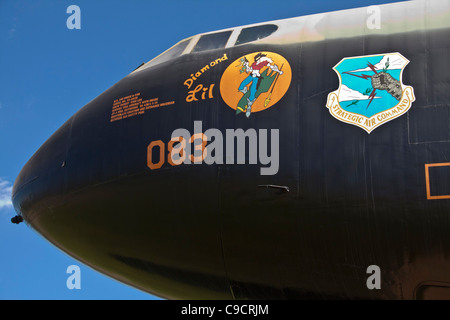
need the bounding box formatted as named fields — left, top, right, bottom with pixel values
left=11, top=0, right=450, bottom=299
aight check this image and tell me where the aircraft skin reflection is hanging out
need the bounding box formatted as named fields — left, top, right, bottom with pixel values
left=11, top=0, right=450, bottom=299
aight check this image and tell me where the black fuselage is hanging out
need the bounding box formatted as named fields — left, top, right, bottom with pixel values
left=12, top=6, right=450, bottom=299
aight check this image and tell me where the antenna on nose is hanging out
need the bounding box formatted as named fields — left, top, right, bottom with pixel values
left=11, top=215, right=23, bottom=224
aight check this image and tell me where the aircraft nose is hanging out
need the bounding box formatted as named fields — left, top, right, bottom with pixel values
left=12, top=120, right=71, bottom=224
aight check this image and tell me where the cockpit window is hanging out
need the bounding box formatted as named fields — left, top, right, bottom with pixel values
left=235, top=24, right=278, bottom=46
left=136, top=24, right=278, bottom=72
left=145, top=38, right=190, bottom=68
left=192, top=31, right=232, bottom=52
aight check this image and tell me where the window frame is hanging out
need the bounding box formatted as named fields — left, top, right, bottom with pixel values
left=133, top=23, right=279, bottom=73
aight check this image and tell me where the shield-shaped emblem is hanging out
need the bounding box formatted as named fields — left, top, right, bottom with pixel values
left=326, top=52, right=415, bottom=133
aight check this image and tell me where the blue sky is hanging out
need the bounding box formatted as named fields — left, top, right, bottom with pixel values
left=0, top=0, right=404, bottom=300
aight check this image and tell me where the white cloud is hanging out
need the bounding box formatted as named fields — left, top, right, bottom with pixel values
left=339, top=84, right=381, bottom=102
left=8, top=28, right=16, bottom=38
left=347, top=53, right=408, bottom=73
left=0, top=179, right=13, bottom=210
left=8, top=20, right=19, bottom=39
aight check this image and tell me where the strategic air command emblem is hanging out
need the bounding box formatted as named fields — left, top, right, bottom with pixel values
left=326, top=52, right=415, bottom=133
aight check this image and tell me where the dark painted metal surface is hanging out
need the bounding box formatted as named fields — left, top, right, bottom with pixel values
left=11, top=1, right=450, bottom=299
